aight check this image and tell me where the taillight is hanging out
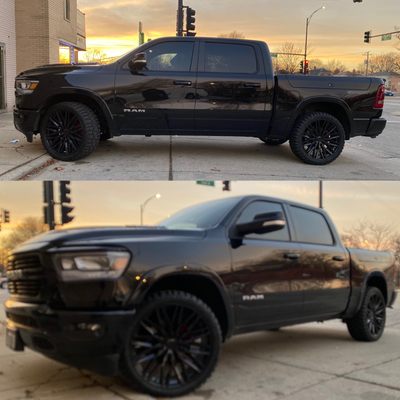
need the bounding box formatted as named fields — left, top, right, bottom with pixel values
left=373, top=84, right=385, bottom=109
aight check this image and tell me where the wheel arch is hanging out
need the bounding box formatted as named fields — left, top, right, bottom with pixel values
left=38, top=89, right=118, bottom=138
left=292, top=98, right=352, bottom=139
left=364, top=271, right=388, bottom=304
left=131, top=269, right=234, bottom=341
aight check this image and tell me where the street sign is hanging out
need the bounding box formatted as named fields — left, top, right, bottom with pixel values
left=196, top=181, right=215, bottom=187
left=382, top=34, right=392, bottom=41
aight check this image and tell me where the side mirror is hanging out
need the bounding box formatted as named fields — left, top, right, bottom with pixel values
left=236, top=212, right=286, bottom=236
left=128, top=52, right=147, bottom=73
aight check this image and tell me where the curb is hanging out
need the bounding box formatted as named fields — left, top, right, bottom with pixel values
left=0, top=154, right=55, bottom=181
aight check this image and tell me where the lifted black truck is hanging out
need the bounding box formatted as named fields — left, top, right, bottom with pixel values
left=14, top=37, right=387, bottom=165
left=5, top=196, right=397, bottom=397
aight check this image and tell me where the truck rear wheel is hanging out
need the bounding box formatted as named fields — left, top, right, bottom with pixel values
left=121, top=291, right=222, bottom=397
left=346, top=287, right=386, bottom=342
left=41, top=102, right=101, bottom=161
left=289, top=112, right=345, bottom=165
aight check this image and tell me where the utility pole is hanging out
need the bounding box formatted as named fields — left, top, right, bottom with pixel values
left=138, top=21, right=145, bottom=46
left=365, top=51, right=370, bottom=76
left=177, top=0, right=184, bottom=37
left=43, top=181, right=56, bottom=231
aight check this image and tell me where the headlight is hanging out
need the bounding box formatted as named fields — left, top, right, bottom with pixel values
left=54, top=251, right=131, bottom=280
left=15, top=79, right=39, bottom=95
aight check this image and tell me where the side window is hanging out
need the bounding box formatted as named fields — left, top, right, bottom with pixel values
left=236, top=201, right=290, bottom=241
left=145, top=42, right=194, bottom=72
left=204, top=43, right=258, bottom=74
left=290, top=206, right=334, bottom=245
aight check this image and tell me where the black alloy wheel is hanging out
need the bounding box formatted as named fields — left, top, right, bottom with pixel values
left=346, top=287, right=386, bottom=342
left=41, top=102, right=101, bottom=161
left=122, top=291, right=222, bottom=397
left=290, top=112, right=346, bottom=165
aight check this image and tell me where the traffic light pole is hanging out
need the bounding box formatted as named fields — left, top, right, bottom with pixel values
left=177, top=0, right=184, bottom=37
left=43, top=181, right=56, bottom=231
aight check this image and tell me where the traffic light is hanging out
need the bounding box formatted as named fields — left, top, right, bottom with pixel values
left=186, top=7, right=196, bottom=36
left=223, top=181, right=231, bottom=192
left=299, top=61, right=304, bottom=74
left=60, top=181, right=74, bottom=225
left=304, top=60, right=310, bottom=75
left=364, top=31, right=371, bottom=43
left=3, top=210, right=10, bottom=223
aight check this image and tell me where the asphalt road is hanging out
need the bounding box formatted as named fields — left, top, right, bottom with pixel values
left=1, top=289, right=400, bottom=400
left=1, top=98, right=400, bottom=181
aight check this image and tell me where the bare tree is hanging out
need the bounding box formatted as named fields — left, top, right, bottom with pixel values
left=368, top=53, right=400, bottom=74
left=219, top=31, right=246, bottom=39
left=0, top=217, right=48, bottom=270
left=342, top=221, right=396, bottom=251
left=274, top=42, right=303, bottom=74
left=324, top=59, right=347, bottom=75
left=81, top=48, right=109, bottom=64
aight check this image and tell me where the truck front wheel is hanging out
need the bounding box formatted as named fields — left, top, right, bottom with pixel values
left=289, top=112, right=346, bottom=165
left=41, top=102, right=101, bottom=161
left=121, top=291, right=222, bottom=397
left=346, top=287, right=386, bottom=342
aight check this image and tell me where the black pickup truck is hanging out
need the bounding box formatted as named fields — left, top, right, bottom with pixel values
left=14, top=37, right=387, bottom=165
left=5, top=196, right=397, bottom=397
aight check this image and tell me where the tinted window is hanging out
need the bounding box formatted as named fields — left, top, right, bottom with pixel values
left=236, top=201, right=290, bottom=241
left=160, top=197, right=240, bottom=230
left=204, top=43, right=257, bottom=74
left=290, top=207, right=333, bottom=245
left=145, top=42, right=194, bottom=72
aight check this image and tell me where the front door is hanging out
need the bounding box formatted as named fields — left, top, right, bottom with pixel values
left=229, top=200, right=304, bottom=329
left=114, top=40, right=198, bottom=135
left=0, top=44, right=6, bottom=111
left=195, top=40, right=272, bottom=136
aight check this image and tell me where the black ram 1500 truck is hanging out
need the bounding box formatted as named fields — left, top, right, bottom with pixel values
left=5, top=196, right=397, bottom=397
left=14, top=37, right=387, bottom=165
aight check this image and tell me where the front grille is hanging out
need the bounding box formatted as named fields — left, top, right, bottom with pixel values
left=7, top=254, right=45, bottom=299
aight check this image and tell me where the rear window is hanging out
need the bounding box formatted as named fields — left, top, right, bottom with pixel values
left=204, top=43, right=258, bottom=74
left=290, top=206, right=334, bottom=245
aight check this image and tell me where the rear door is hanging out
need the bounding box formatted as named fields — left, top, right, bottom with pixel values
left=229, top=200, right=305, bottom=329
left=195, top=40, right=272, bottom=136
left=288, top=205, right=350, bottom=318
left=114, top=39, right=198, bottom=134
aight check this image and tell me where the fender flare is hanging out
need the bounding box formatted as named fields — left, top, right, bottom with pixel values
left=130, top=264, right=235, bottom=339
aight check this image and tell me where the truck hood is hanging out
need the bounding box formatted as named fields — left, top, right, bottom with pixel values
left=13, top=227, right=205, bottom=253
left=17, top=63, right=103, bottom=79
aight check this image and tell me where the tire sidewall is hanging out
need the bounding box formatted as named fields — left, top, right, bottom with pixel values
left=122, top=292, right=221, bottom=397
left=290, top=112, right=346, bottom=165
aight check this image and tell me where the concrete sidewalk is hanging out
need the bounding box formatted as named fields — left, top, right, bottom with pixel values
left=0, top=112, right=51, bottom=180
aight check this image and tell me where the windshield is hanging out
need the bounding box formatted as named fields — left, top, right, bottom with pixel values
left=159, top=198, right=240, bottom=230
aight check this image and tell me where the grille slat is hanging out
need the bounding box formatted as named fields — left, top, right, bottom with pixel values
left=7, top=254, right=44, bottom=298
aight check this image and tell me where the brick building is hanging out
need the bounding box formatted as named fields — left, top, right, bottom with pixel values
left=0, top=0, right=17, bottom=112
left=0, top=0, right=86, bottom=112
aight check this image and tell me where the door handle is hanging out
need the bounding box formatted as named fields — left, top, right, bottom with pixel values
left=174, top=80, right=192, bottom=86
left=284, top=253, right=300, bottom=261
left=302, top=273, right=312, bottom=279
left=244, top=82, right=261, bottom=88
left=332, top=256, right=345, bottom=262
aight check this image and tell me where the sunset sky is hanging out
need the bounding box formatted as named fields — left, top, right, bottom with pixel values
left=78, top=0, right=400, bottom=67
left=0, top=181, right=399, bottom=239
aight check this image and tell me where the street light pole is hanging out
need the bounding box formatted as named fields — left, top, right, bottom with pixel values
left=304, top=6, right=325, bottom=74
left=140, top=194, right=161, bottom=226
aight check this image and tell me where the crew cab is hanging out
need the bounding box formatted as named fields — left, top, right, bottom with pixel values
left=5, top=196, right=398, bottom=396
left=14, top=37, right=387, bottom=165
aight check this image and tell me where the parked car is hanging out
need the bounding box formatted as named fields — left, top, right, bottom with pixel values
left=14, top=37, right=387, bottom=165
left=5, top=196, right=397, bottom=397
left=385, top=90, right=395, bottom=97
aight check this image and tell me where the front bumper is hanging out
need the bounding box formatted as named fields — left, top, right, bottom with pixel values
left=13, top=107, right=41, bottom=142
left=351, top=117, right=387, bottom=139
left=5, top=299, right=136, bottom=375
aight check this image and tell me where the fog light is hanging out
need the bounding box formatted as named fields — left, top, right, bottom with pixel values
left=76, top=323, right=102, bottom=332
